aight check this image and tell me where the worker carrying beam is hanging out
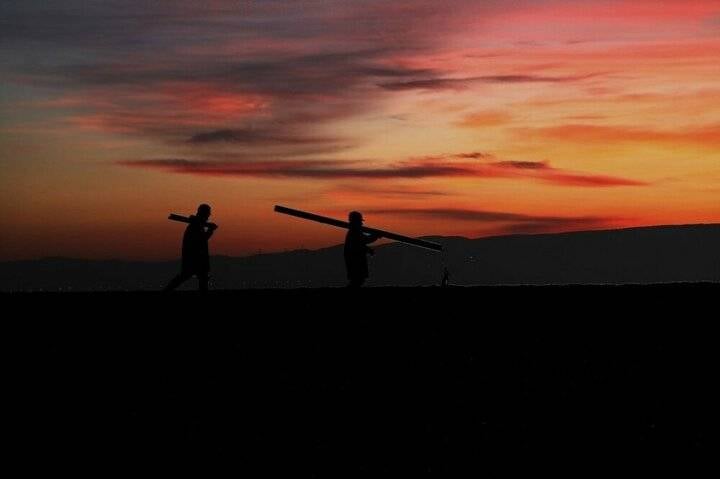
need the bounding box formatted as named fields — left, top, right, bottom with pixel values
left=165, top=204, right=218, bottom=291
left=344, top=211, right=381, bottom=288
left=274, top=205, right=442, bottom=287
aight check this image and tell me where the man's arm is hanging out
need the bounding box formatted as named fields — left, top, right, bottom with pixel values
left=363, top=232, right=381, bottom=244
left=363, top=232, right=381, bottom=255
left=205, top=223, right=218, bottom=239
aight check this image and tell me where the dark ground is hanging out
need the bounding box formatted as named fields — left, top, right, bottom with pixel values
left=4, top=224, right=719, bottom=290
left=6, top=284, right=718, bottom=472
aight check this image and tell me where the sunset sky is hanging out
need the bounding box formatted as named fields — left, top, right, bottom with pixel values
left=1, top=0, right=719, bottom=260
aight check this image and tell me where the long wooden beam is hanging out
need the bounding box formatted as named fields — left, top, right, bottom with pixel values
left=168, top=214, right=214, bottom=228
left=274, top=205, right=443, bottom=252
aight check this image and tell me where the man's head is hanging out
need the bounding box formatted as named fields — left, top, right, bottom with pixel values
left=197, top=203, right=212, bottom=221
left=348, top=211, right=363, bottom=227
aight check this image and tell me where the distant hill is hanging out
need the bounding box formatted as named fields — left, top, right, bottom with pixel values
left=1, top=224, right=718, bottom=291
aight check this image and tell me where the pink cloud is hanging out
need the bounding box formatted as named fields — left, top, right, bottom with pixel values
left=119, top=153, right=647, bottom=187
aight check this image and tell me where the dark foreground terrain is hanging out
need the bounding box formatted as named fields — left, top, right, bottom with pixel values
left=3, top=224, right=718, bottom=290
left=6, top=285, right=718, bottom=472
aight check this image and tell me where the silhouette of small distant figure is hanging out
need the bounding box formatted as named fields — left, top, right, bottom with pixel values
left=441, top=267, right=450, bottom=287
left=344, top=211, right=381, bottom=288
left=164, top=204, right=218, bottom=292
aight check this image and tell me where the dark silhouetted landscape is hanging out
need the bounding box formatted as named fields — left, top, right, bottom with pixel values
left=5, top=223, right=718, bottom=470
left=2, top=224, right=718, bottom=291
left=4, top=1, right=719, bottom=470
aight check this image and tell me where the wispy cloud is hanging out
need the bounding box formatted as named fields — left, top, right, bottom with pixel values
left=32, top=49, right=430, bottom=151
left=329, top=184, right=450, bottom=199
left=118, top=158, right=474, bottom=179
left=379, top=73, right=601, bottom=91
left=520, top=124, right=720, bottom=146
left=120, top=153, right=647, bottom=187
left=494, top=160, right=548, bottom=170
left=364, top=207, right=617, bottom=234
left=187, top=128, right=341, bottom=146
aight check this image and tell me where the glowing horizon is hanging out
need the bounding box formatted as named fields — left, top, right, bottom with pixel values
left=1, top=0, right=719, bottom=260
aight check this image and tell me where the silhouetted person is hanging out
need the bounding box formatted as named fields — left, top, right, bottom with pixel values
left=344, top=211, right=381, bottom=288
left=441, top=267, right=450, bottom=287
left=164, top=204, right=218, bottom=291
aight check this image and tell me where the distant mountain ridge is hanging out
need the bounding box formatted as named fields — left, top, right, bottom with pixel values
left=1, top=224, right=718, bottom=291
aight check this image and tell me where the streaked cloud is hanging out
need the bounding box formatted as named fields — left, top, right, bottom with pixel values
left=520, top=124, right=720, bottom=146
left=120, top=153, right=647, bottom=187
left=379, top=73, right=601, bottom=91
left=364, top=207, right=617, bottom=234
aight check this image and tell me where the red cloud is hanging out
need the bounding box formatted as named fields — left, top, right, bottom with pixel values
left=363, top=207, right=621, bottom=235
left=521, top=124, right=720, bottom=146
left=63, top=82, right=268, bottom=136
left=120, top=153, right=648, bottom=187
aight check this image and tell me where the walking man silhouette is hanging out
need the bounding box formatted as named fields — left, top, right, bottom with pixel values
left=344, top=211, right=381, bottom=288
left=164, top=204, right=218, bottom=291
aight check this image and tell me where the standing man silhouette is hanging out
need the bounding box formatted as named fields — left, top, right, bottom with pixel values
left=164, top=204, right=218, bottom=291
left=344, top=211, right=381, bottom=288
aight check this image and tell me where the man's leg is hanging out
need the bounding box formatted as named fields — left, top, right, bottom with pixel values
left=164, top=271, right=192, bottom=291
left=197, top=272, right=209, bottom=292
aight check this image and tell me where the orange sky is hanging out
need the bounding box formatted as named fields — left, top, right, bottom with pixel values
left=1, top=0, right=719, bottom=260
